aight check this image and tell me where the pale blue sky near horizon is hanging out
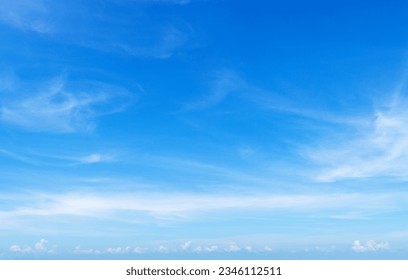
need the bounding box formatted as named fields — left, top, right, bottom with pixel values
left=1, top=0, right=408, bottom=259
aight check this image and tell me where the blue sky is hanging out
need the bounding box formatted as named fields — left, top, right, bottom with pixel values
left=1, top=0, right=408, bottom=259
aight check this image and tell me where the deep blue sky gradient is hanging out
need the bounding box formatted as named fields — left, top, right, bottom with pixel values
left=1, top=0, right=408, bottom=259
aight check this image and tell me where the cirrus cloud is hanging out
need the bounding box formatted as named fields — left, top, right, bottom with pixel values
left=0, top=77, right=135, bottom=133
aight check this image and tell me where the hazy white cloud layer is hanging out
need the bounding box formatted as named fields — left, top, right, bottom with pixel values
left=0, top=191, right=405, bottom=225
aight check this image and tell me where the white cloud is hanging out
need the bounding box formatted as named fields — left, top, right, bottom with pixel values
left=193, top=245, right=218, bottom=253
left=181, top=240, right=192, bottom=250
left=225, top=243, right=241, bottom=252
left=78, top=153, right=112, bottom=164
left=193, top=246, right=203, bottom=252
left=294, top=84, right=408, bottom=182
left=73, top=246, right=99, bottom=254
left=133, top=247, right=147, bottom=254
left=44, top=151, right=115, bottom=165
left=0, top=77, right=133, bottom=133
left=106, top=246, right=131, bottom=254
left=352, top=240, right=389, bottom=252
left=10, top=245, right=33, bottom=254
left=244, top=245, right=253, bottom=252
left=264, top=245, right=273, bottom=252
left=34, top=238, right=48, bottom=251
left=193, top=245, right=219, bottom=253
left=308, top=95, right=408, bottom=182
left=158, top=245, right=168, bottom=253
left=10, top=239, right=51, bottom=254
left=204, top=245, right=218, bottom=252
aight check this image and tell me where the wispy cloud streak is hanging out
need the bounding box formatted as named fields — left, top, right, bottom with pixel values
left=115, top=25, right=190, bottom=59
left=0, top=149, right=37, bottom=164
left=0, top=0, right=52, bottom=33
left=0, top=191, right=405, bottom=227
left=307, top=94, right=408, bottom=182
left=0, top=0, right=193, bottom=58
left=0, top=77, right=134, bottom=133
left=183, top=70, right=245, bottom=111
left=182, top=70, right=364, bottom=126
